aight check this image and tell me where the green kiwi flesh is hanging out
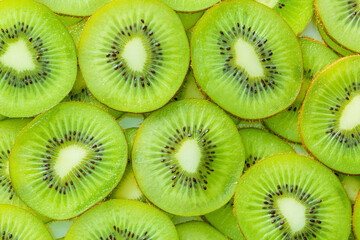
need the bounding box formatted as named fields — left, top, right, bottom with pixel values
left=300, top=56, right=360, bottom=174
left=117, top=113, right=145, bottom=129
left=161, top=0, right=219, bottom=12
left=191, top=0, right=303, bottom=119
left=173, top=68, right=206, bottom=101
left=37, top=0, right=111, bottom=17
left=176, top=221, right=227, bottom=240
left=9, top=102, right=128, bottom=219
left=57, top=15, right=84, bottom=28
left=79, top=0, right=190, bottom=113
left=0, top=0, right=77, bottom=117
left=235, top=153, right=351, bottom=239
left=256, top=0, right=313, bottom=35
left=299, top=19, right=324, bottom=43
left=47, top=219, right=75, bottom=239
left=132, top=99, right=245, bottom=216
left=290, top=143, right=310, bottom=157
left=353, top=192, right=360, bottom=239
left=177, top=11, right=204, bottom=30
left=172, top=216, right=203, bottom=225
left=237, top=119, right=265, bottom=130
left=65, top=199, right=178, bottom=239
left=0, top=204, right=53, bottom=239
left=264, top=38, right=339, bottom=143
left=337, top=174, right=360, bottom=204
left=315, top=0, right=360, bottom=53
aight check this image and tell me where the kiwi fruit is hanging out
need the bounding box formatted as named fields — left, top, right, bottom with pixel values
left=63, top=69, right=123, bottom=118
left=57, top=15, right=84, bottom=28
left=290, top=143, right=310, bottom=157
left=67, top=19, right=87, bottom=55
left=161, top=0, right=220, bottom=12
left=47, top=219, right=75, bottom=239
left=337, top=174, right=360, bottom=204
left=235, top=153, right=352, bottom=239
left=79, top=0, right=190, bottom=113
left=264, top=38, right=340, bottom=143
left=173, top=68, right=206, bottom=101
left=315, top=0, right=360, bottom=53
left=177, top=11, right=204, bottom=30
left=37, top=0, right=111, bottom=17
left=0, top=115, right=6, bottom=121
left=191, top=0, right=303, bottom=119
left=349, top=231, right=356, bottom=240
left=65, top=199, right=178, bottom=239
left=204, top=128, right=293, bottom=240
left=176, top=221, right=227, bottom=240
left=0, top=204, right=53, bottom=239
left=299, top=19, right=324, bottom=43
left=118, top=113, right=145, bottom=129
left=132, top=99, right=245, bottom=216
left=256, top=0, right=313, bottom=35
left=353, top=192, right=360, bottom=239
left=0, top=0, right=77, bottom=117
left=172, top=216, right=203, bottom=225
left=237, top=119, right=265, bottom=130
left=300, top=56, right=360, bottom=174
left=9, top=102, right=128, bottom=219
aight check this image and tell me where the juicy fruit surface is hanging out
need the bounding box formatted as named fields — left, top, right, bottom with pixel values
left=300, top=56, right=360, bottom=174
left=264, top=38, right=339, bottom=143
left=0, top=204, right=53, bottom=239
left=176, top=221, right=227, bottom=240
left=161, top=0, right=219, bottom=12
left=315, top=0, right=360, bottom=53
left=132, top=99, right=245, bottom=216
left=37, top=0, right=111, bottom=16
left=65, top=200, right=178, bottom=240
left=79, top=0, right=189, bottom=113
left=9, top=102, right=128, bottom=219
left=0, top=0, right=77, bottom=117
left=354, top=193, right=360, bottom=239
left=191, top=0, right=303, bottom=119
left=235, top=153, right=351, bottom=240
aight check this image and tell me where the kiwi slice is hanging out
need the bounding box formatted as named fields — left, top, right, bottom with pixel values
left=57, top=15, right=84, bottom=28
left=132, top=99, right=245, bottom=216
left=177, top=11, right=204, bottom=30
left=161, top=0, right=219, bottom=12
left=0, top=0, right=77, bottom=117
left=349, top=231, right=356, bottom=240
left=63, top=70, right=123, bottom=119
left=191, top=0, right=303, bottom=119
left=79, top=0, right=190, bottom=113
left=0, top=204, right=53, bottom=239
left=47, top=219, right=75, bottom=239
left=68, top=19, right=87, bottom=55
left=264, top=38, right=339, bottom=143
left=235, top=153, right=352, bottom=239
left=118, top=113, right=145, bottom=129
left=176, top=221, right=227, bottom=240
left=290, top=143, right=310, bottom=157
left=173, top=68, right=206, bottom=101
left=37, top=0, right=111, bottom=17
left=256, top=0, right=313, bottom=35
left=9, top=102, right=128, bottom=219
left=172, top=216, right=203, bottom=225
left=315, top=0, right=360, bottom=53
left=237, top=119, right=265, bottom=130
left=299, top=19, right=324, bottom=43
left=300, top=56, right=360, bottom=174
left=0, top=115, right=6, bottom=121
left=353, top=192, right=360, bottom=239
left=65, top=199, right=178, bottom=239
left=337, top=174, right=360, bottom=204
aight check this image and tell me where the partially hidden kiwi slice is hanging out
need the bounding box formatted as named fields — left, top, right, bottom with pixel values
left=37, top=0, right=111, bottom=17
left=79, top=0, right=190, bottom=113
left=68, top=19, right=87, bottom=55
left=65, top=199, right=178, bottom=239
left=57, top=15, right=84, bottom=28
left=117, top=114, right=145, bottom=130
left=176, top=221, right=227, bottom=240
left=0, top=204, right=53, bottom=239
left=204, top=128, right=293, bottom=240
left=161, top=0, right=219, bottom=12
left=290, top=143, right=310, bottom=157
left=173, top=68, right=206, bottom=101
left=63, top=69, right=123, bottom=118
left=132, top=99, right=245, bottom=216
left=9, top=102, right=128, bottom=219
left=235, top=153, right=352, bottom=239
left=337, top=173, right=360, bottom=204
left=300, top=56, right=360, bottom=174
left=264, top=38, right=340, bottom=143
left=237, top=119, right=265, bottom=130
left=299, top=19, right=324, bottom=43
left=0, top=0, right=77, bottom=117
left=315, top=0, right=360, bottom=53
left=47, top=219, right=75, bottom=239
left=353, top=192, right=360, bottom=239
left=191, top=0, right=303, bottom=119
left=256, top=0, right=313, bottom=35
left=172, top=216, right=203, bottom=225
left=177, top=11, right=204, bottom=30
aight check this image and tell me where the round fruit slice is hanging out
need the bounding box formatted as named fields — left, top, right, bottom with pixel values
left=79, top=0, right=190, bottom=113
left=191, top=0, right=302, bottom=119
left=300, top=56, right=360, bottom=174
left=176, top=221, right=227, bottom=240
left=9, top=102, right=128, bottom=219
left=354, top=192, right=360, bottom=239
left=161, top=0, right=219, bottom=12
left=0, top=204, right=53, bottom=239
left=132, top=99, right=245, bottom=216
left=37, top=0, right=111, bottom=17
left=264, top=38, right=339, bottom=143
left=256, top=0, right=313, bottom=35
left=0, top=0, right=77, bottom=117
left=315, top=0, right=360, bottom=53
left=65, top=199, right=178, bottom=239
left=235, top=153, right=351, bottom=239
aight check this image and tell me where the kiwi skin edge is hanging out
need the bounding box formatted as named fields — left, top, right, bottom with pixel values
left=352, top=191, right=360, bottom=239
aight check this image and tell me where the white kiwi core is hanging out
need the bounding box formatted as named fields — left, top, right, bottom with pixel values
left=0, top=39, right=36, bottom=72
left=339, top=95, right=360, bottom=130
left=233, top=38, right=265, bottom=78
left=122, top=37, right=148, bottom=72
left=175, top=139, right=202, bottom=173
left=55, top=145, right=88, bottom=178
left=276, top=197, right=306, bottom=233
